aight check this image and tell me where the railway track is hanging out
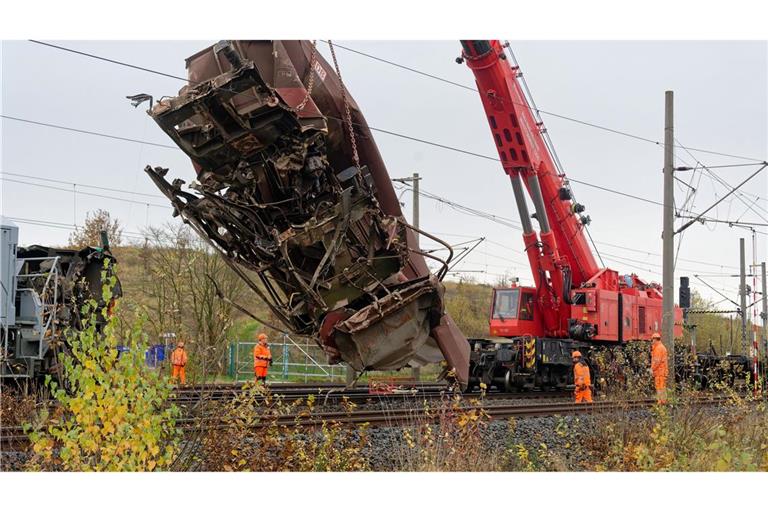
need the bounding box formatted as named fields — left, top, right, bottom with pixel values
left=182, top=394, right=739, bottom=428
left=169, top=382, right=571, bottom=405
left=1, top=394, right=746, bottom=450
left=1, top=382, right=572, bottom=434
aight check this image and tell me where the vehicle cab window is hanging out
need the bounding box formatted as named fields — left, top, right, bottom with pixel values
left=519, top=292, right=534, bottom=321
left=492, top=289, right=519, bottom=319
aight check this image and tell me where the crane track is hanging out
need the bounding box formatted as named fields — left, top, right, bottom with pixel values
left=0, top=395, right=744, bottom=450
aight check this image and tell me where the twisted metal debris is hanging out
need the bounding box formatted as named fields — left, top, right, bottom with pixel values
left=144, top=40, right=469, bottom=385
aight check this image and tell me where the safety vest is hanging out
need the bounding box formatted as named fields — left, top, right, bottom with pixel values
left=651, top=341, right=668, bottom=376
left=171, top=347, right=188, bottom=367
left=253, top=344, right=272, bottom=368
left=574, top=362, right=591, bottom=390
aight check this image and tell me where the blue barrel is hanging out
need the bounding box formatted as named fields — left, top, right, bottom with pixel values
left=144, top=344, right=166, bottom=368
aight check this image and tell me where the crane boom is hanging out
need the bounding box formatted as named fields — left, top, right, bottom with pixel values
left=460, top=40, right=599, bottom=286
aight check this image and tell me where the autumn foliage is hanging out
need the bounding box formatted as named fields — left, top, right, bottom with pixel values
left=25, top=266, right=181, bottom=471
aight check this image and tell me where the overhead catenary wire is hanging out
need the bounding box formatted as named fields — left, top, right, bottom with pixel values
left=674, top=144, right=768, bottom=234
left=13, top=40, right=763, bottom=291
left=3, top=147, right=752, bottom=280
left=0, top=114, right=179, bottom=150
left=24, top=39, right=766, bottom=164
left=21, top=38, right=766, bottom=245
left=1, top=171, right=167, bottom=200
left=4, top=109, right=669, bottom=210
left=675, top=139, right=768, bottom=217
left=0, top=176, right=172, bottom=209
left=674, top=162, right=768, bottom=234
left=324, top=40, right=766, bottom=163
left=6, top=216, right=148, bottom=242
left=398, top=183, right=746, bottom=272
left=4, top=144, right=684, bottom=273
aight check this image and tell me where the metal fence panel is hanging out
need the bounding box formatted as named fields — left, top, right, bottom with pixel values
left=228, top=334, right=347, bottom=383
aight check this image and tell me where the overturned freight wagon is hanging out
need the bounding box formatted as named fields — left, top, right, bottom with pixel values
left=143, top=40, right=469, bottom=385
left=1, top=221, right=121, bottom=379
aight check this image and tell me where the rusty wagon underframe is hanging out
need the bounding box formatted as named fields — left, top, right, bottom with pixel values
left=143, top=40, right=470, bottom=385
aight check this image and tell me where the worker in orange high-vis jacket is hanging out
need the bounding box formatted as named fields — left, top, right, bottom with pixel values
left=171, top=339, right=188, bottom=385
left=572, top=351, right=593, bottom=403
left=650, top=332, right=668, bottom=404
left=253, top=333, right=272, bottom=384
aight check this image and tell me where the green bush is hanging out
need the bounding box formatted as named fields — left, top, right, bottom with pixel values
left=26, top=265, right=181, bottom=471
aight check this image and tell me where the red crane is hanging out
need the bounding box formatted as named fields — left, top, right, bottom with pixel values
left=459, top=40, right=681, bottom=390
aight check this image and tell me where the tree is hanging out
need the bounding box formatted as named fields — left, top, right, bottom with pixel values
left=683, top=290, right=736, bottom=354
left=135, top=224, right=249, bottom=380
left=68, top=209, right=123, bottom=248
left=444, top=279, right=492, bottom=337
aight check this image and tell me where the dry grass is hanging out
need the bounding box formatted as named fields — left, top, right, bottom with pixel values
left=194, top=383, right=369, bottom=471
left=579, top=391, right=768, bottom=471
left=387, top=393, right=502, bottom=471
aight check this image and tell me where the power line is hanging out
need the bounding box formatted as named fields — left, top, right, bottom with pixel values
left=396, top=183, right=522, bottom=229
left=6, top=216, right=148, bottom=241
left=27, top=39, right=765, bottom=166
left=0, top=176, right=172, bottom=209
left=411, top=187, right=745, bottom=274
left=28, top=40, right=191, bottom=83
left=679, top=162, right=768, bottom=170
left=3, top=164, right=747, bottom=278
left=319, top=40, right=476, bottom=92
left=326, top=40, right=766, bottom=163
left=425, top=230, right=742, bottom=273
left=598, top=250, right=735, bottom=278
left=703, top=168, right=768, bottom=220
left=1, top=171, right=166, bottom=200
left=595, top=235, right=738, bottom=270
left=674, top=162, right=768, bottom=234
left=675, top=138, right=768, bottom=214
left=6, top=109, right=664, bottom=211
left=1, top=115, right=179, bottom=150
left=557, top=173, right=662, bottom=206
left=16, top=40, right=764, bottom=281
left=676, top=214, right=768, bottom=233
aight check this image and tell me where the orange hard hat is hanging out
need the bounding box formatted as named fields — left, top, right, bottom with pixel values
left=651, top=332, right=661, bottom=340
left=572, top=350, right=582, bottom=358
left=257, top=333, right=268, bottom=342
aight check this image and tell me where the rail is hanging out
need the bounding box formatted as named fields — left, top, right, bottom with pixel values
left=3, top=394, right=757, bottom=450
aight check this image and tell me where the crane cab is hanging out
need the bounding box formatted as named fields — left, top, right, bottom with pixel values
left=488, top=286, right=543, bottom=338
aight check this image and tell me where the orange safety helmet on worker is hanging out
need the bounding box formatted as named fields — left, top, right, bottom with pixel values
left=572, top=350, right=592, bottom=403
left=171, top=339, right=188, bottom=385
left=253, top=333, right=272, bottom=383
left=650, top=332, right=668, bottom=404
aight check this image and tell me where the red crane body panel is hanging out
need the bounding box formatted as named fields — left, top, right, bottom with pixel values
left=461, top=40, right=682, bottom=344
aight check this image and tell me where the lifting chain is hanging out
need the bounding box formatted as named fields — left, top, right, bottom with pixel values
left=328, top=39, right=361, bottom=170
left=284, top=40, right=319, bottom=113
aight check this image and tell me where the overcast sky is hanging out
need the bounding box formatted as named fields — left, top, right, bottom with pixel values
left=2, top=40, right=766, bottom=306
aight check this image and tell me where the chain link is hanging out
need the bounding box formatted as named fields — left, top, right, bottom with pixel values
left=328, top=40, right=361, bottom=170
left=285, top=40, right=318, bottom=113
